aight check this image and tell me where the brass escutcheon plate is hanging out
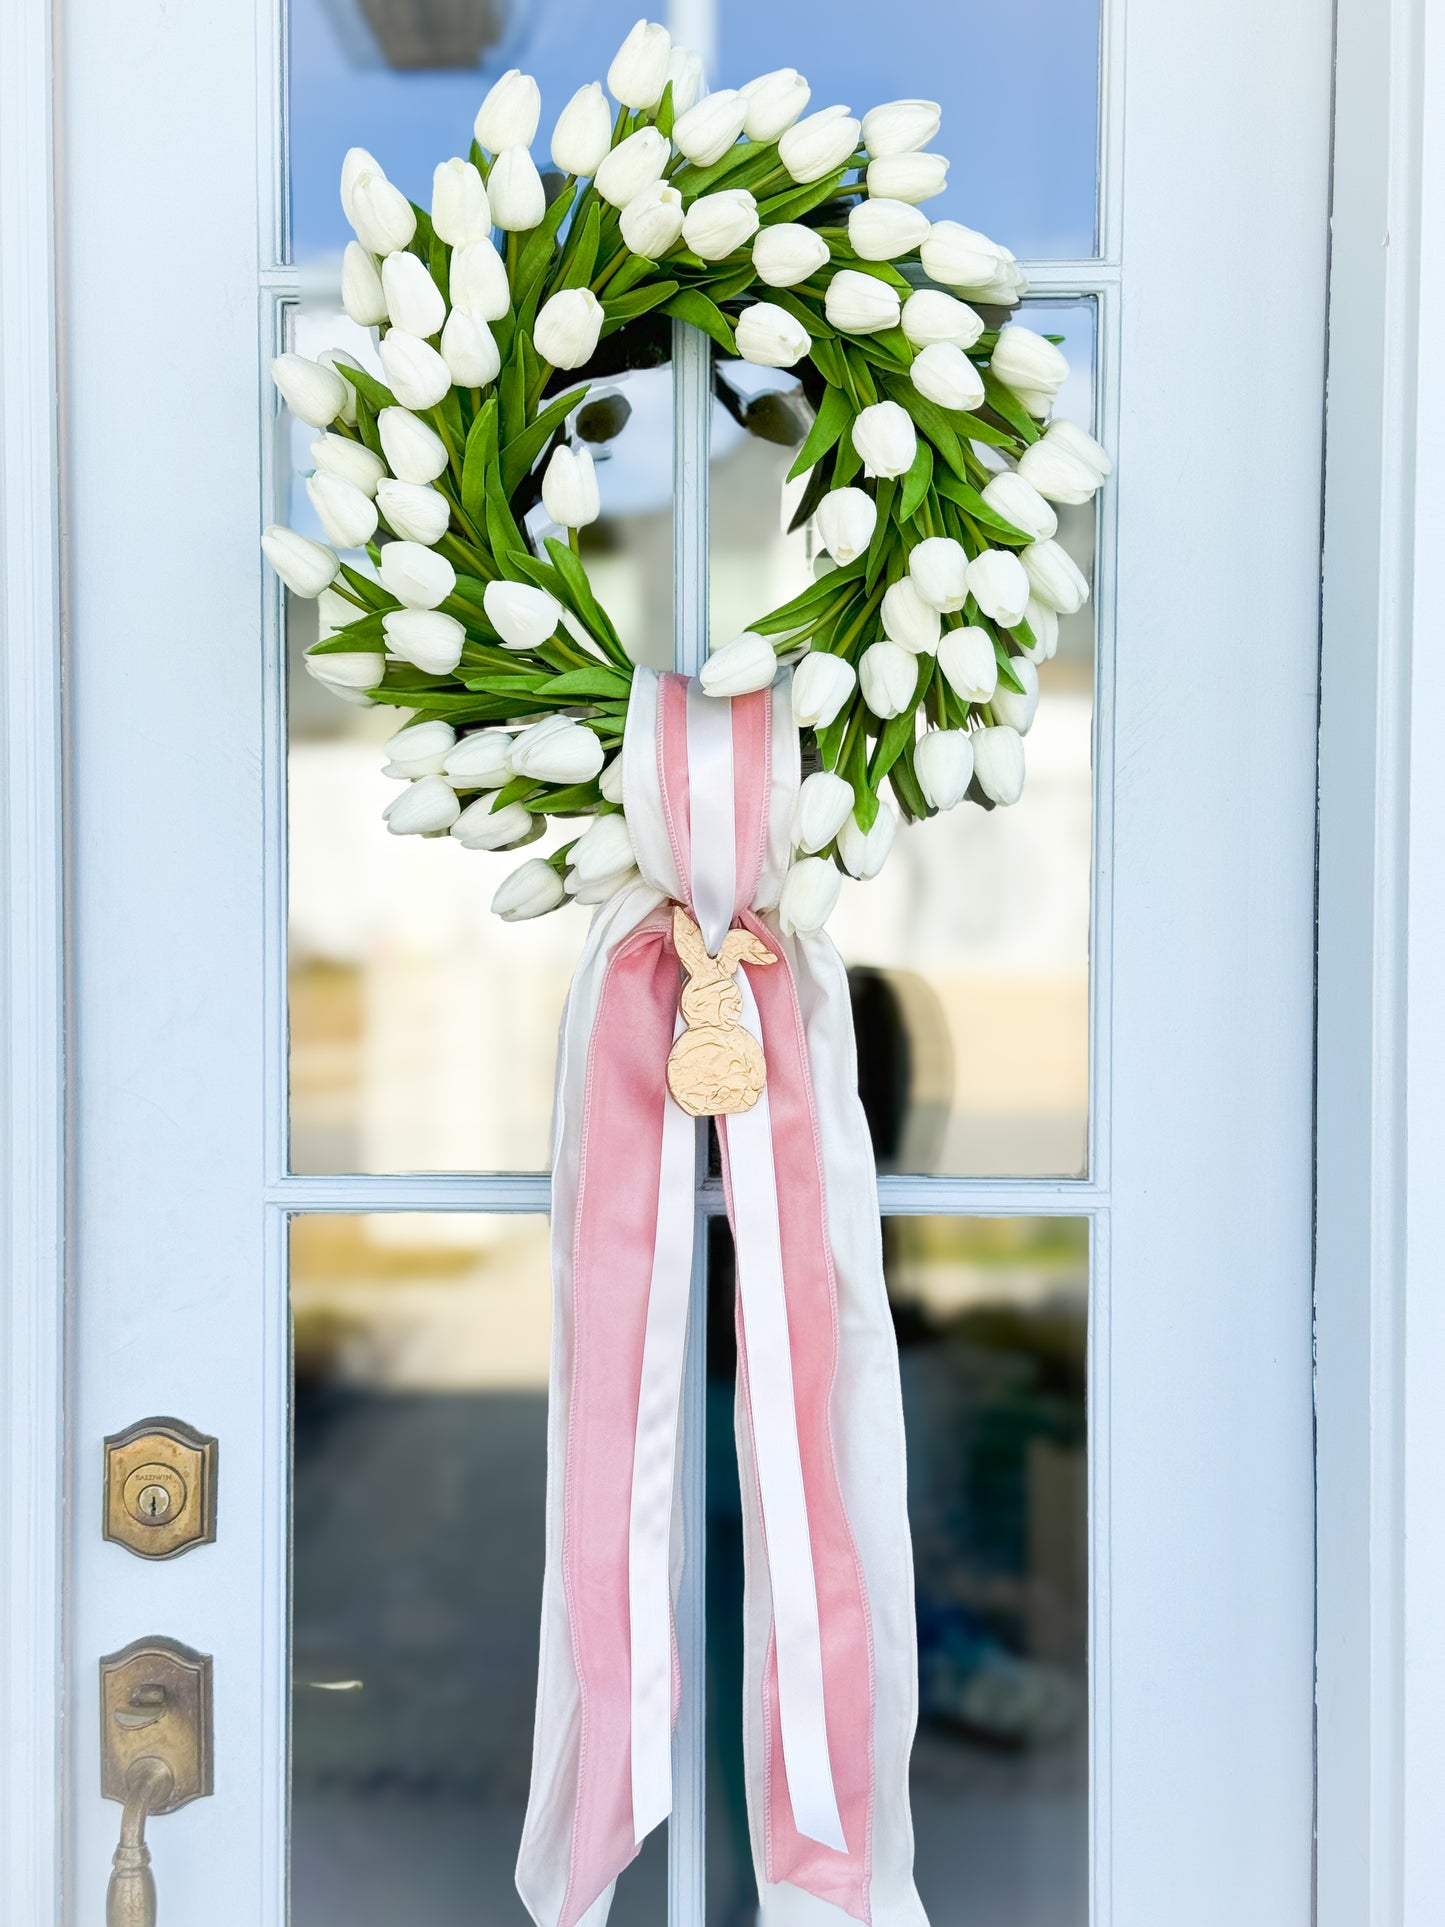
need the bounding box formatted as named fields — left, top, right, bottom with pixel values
left=103, top=1417, right=217, bottom=1560
left=100, top=1636, right=213, bottom=1811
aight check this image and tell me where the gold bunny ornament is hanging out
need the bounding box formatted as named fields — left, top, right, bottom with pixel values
left=665, top=906, right=778, bottom=1118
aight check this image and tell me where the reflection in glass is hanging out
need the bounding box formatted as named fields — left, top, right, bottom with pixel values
left=290, top=1213, right=667, bottom=1925
left=705, top=1215, right=1088, bottom=1926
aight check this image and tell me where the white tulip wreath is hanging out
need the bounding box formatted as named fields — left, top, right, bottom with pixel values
left=262, top=19, right=1112, bottom=932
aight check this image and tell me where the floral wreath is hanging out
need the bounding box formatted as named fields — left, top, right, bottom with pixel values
left=263, top=19, right=1112, bottom=935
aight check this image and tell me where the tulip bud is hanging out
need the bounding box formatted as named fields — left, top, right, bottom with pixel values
left=858, top=639, right=917, bottom=718
left=1017, top=598, right=1059, bottom=662
left=699, top=630, right=778, bottom=697
left=1021, top=538, right=1090, bottom=614
left=510, top=715, right=606, bottom=782
left=428, top=159, right=490, bottom=250
left=752, top=222, right=830, bottom=287
left=349, top=170, right=417, bottom=255
left=1016, top=434, right=1102, bottom=506
left=599, top=754, right=625, bottom=804
left=378, top=330, right=452, bottom=410
left=608, top=18, right=672, bottom=110
left=444, top=729, right=514, bottom=788
left=778, top=106, right=861, bottom=184
left=861, top=98, right=941, bottom=157
left=734, top=301, right=810, bottom=369
left=915, top=728, right=975, bottom=810
left=311, top=432, right=386, bottom=497
left=484, top=578, right=561, bottom=649
left=382, top=250, right=446, bottom=338
left=791, top=650, right=857, bottom=728
left=815, top=486, right=877, bottom=564
left=382, top=608, right=465, bottom=673
left=824, top=268, right=901, bottom=334
left=682, top=189, right=759, bottom=261
left=865, top=153, right=949, bottom=204
left=793, top=770, right=854, bottom=853
left=779, top=855, right=842, bottom=934
left=440, top=308, right=501, bottom=387
left=594, top=126, right=670, bottom=208
left=1044, top=418, right=1112, bottom=480
left=384, top=718, right=456, bottom=777
left=620, top=179, right=685, bottom=258
left=307, top=472, right=379, bottom=550
left=673, top=89, right=749, bottom=167
left=551, top=81, right=613, bottom=176
left=910, top=340, right=985, bottom=412
left=900, top=288, right=983, bottom=350
left=450, top=237, right=511, bottom=321
left=378, top=406, right=450, bottom=484
left=908, top=535, right=969, bottom=613
left=262, top=525, right=338, bottom=598
left=990, top=656, right=1039, bottom=735
left=920, top=221, right=1025, bottom=304
left=341, top=242, right=388, bottom=326
left=966, top=548, right=1030, bottom=626
left=567, top=864, right=640, bottom=904
left=851, top=400, right=916, bottom=479
left=880, top=576, right=941, bottom=653
left=569, top=811, right=635, bottom=883
left=378, top=540, right=456, bottom=610
left=317, top=350, right=362, bottom=425
left=541, top=445, right=601, bottom=528
left=990, top=325, right=1069, bottom=411
left=474, top=68, right=541, bottom=152
left=838, top=801, right=897, bottom=879
left=488, top=146, right=546, bottom=231
left=980, top=469, right=1057, bottom=541
left=271, top=352, right=348, bottom=429
left=533, top=288, right=605, bottom=369
left=731, top=71, right=804, bottom=150
left=493, top=856, right=567, bottom=921
left=972, top=725, right=1025, bottom=805
left=451, top=797, right=536, bottom=851
left=384, top=774, right=460, bottom=836
left=340, top=147, right=383, bottom=221
left=937, top=625, right=998, bottom=702
left=376, top=478, right=449, bottom=546
left=848, top=197, right=930, bottom=261
left=305, top=649, right=383, bottom=702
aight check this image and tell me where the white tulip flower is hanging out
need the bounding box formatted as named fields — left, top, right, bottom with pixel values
left=910, top=340, right=985, bottom=412
left=443, top=729, right=514, bottom=788
left=488, top=147, right=546, bottom=231
left=699, top=630, right=778, bottom=697
left=608, top=18, right=673, bottom=110
left=378, top=330, right=452, bottom=409
left=674, top=89, right=750, bottom=166
left=533, top=288, right=605, bottom=369
left=340, top=147, right=383, bottom=221
left=382, top=608, right=465, bottom=674
left=341, top=242, right=388, bottom=326
left=779, top=855, right=842, bottom=934
left=1044, top=418, right=1112, bottom=480
left=664, top=47, right=704, bottom=116
left=908, top=535, right=970, bottom=613
left=474, top=68, right=541, bottom=152
left=541, top=444, right=601, bottom=528
left=384, top=718, right=456, bottom=776
left=990, top=656, right=1040, bottom=734
left=450, top=238, right=511, bottom=321
left=384, top=774, right=460, bottom=836
left=741, top=67, right=811, bottom=142
left=734, top=302, right=810, bottom=368
left=569, top=811, right=635, bottom=882
left=1016, top=435, right=1102, bottom=505
left=551, top=81, right=613, bottom=176
left=858, top=638, right=917, bottom=718
left=966, top=549, right=1030, bottom=626
left=991, top=325, right=1069, bottom=410
left=311, top=432, right=386, bottom=497
left=937, top=624, right=998, bottom=702
left=271, top=352, right=348, bottom=429
left=683, top=189, right=759, bottom=261
left=441, top=309, right=501, bottom=387
left=493, top=857, right=567, bottom=920
left=848, top=197, right=930, bottom=261
left=262, top=525, right=339, bottom=597
left=980, top=470, right=1057, bottom=541
left=376, top=478, right=450, bottom=546
left=305, top=649, right=383, bottom=702
left=382, top=250, right=446, bottom=337
left=920, top=221, right=1025, bottom=303
left=348, top=170, right=417, bottom=255
left=900, top=288, right=984, bottom=349
left=599, top=753, right=625, bottom=804
left=594, top=126, right=670, bottom=208
left=1017, top=598, right=1059, bottom=661
left=567, top=864, right=640, bottom=904
left=816, top=486, right=877, bottom=564
left=307, top=472, right=379, bottom=550
left=793, top=770, right=855, bottom=853
left=778, top=106, right=861, bottom=184
left=861, top=98, right=941, bottom=156
left=852, top=400, right=916, bottom=478
left=484, top=579, right=560, bottom=649
left=1021, top=538, right=1090, bottom=614
left=620, top=180, right=685, bottom=258
left=378, top=407, right=449, bottom=484
left=378, top=540, right=456, bottom=610
left=881, top=576, right=941, bottom=653
left=510, top=715, right=605, bottom=782
left=791, top=650, right=856, bottom=728
left=838, top=802, right=897, bottom=879
left=317, top=350, right=362, bottom=425
left=915, top=728, right=975, bottom=809
left=972, top=725, right=1025, bottom=805
left=432, top=158, right=491, bottom=246
left=451, top=797, right=536, bottom=850
left=824, top=269, right=901, bottom=334
left=866, top=153, right=949, bottom=203
left=752, top=222, right=830, bottom=287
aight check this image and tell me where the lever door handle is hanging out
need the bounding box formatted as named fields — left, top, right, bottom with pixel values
left=107, top=1756, right=174, bottom=1927
left=100, top=1638, right=213, bottom=1926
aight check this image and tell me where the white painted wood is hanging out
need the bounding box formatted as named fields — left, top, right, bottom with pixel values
left=0, top=1, right=65, bottom=1922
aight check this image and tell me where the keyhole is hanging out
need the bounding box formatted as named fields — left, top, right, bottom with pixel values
left=137, top=1483, right=172, bottom=1520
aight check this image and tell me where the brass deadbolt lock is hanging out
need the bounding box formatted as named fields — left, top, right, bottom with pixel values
left=104, top=1418, right=216, bottom=1559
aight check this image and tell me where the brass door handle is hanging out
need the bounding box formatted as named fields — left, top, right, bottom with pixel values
left=107, top=1756, right=174, bottom=1927
left=100, top=1638, right=213, bottom=1927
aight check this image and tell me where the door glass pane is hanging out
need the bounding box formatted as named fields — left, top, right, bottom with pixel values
left=705, top=1214, right=1089, bottom=1925
left=290, top=1212, right=667, bottom=1923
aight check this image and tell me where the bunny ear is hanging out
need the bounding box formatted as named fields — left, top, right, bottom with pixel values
left=719, top=929, right=778, bottom=974
left=671, top=905, right=710, bottom=976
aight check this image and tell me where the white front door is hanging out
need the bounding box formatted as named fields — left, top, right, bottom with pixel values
left=53, top=0, right=1329, bottom=1920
